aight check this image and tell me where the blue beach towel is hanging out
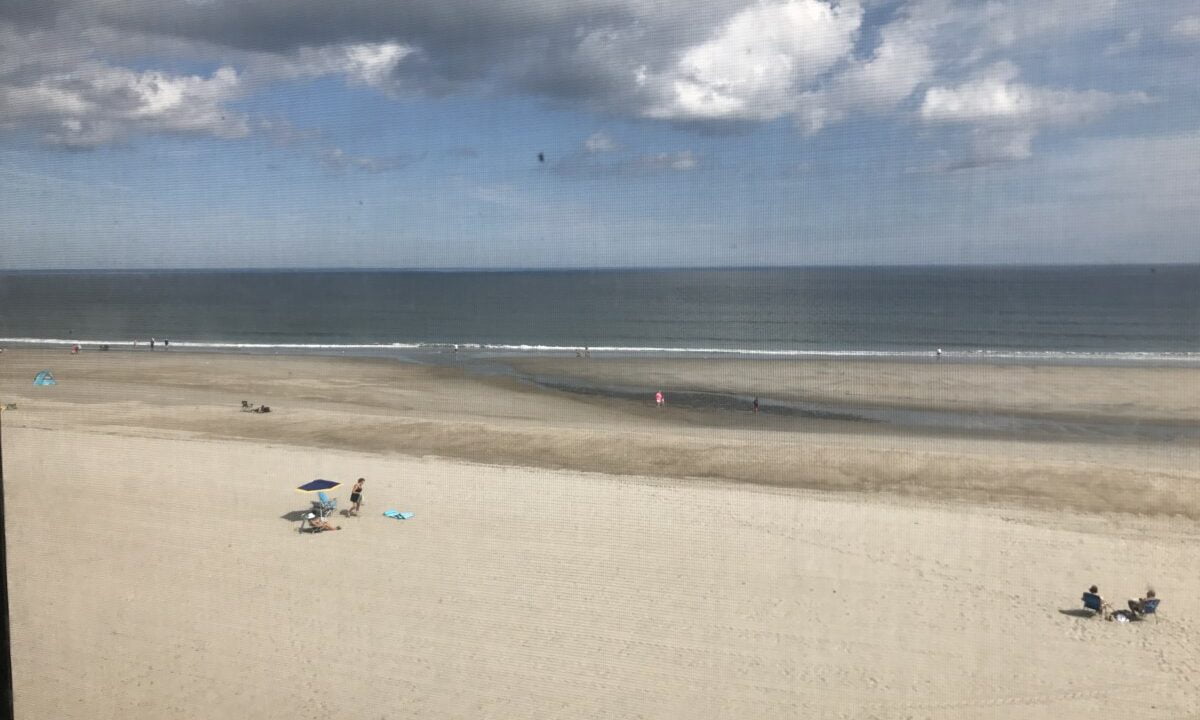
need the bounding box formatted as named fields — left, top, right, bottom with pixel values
left=383, top=510, right=414, bottom=520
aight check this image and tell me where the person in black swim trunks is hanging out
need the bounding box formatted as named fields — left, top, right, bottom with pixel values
left=350, top=477, right=365, bottom=516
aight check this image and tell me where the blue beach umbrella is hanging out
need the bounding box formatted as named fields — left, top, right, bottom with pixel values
left=296, top=479, right=341, bottom=493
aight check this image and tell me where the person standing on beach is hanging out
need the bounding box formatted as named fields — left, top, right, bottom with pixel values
left=349, top=478, right=365, bottom=516
left=655, top=391, right=664, bottom=408
left=150, top=338, right=155, bottom=351
left=753, top=397, right=759, bottom=413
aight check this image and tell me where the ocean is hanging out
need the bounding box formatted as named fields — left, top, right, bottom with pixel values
left=0, top=265, right=1197, bottom=363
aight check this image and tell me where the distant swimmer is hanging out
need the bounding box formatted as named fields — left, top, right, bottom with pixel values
left=655, top=391, right=664, bottom=408
left=538, top=152, right=545, bottom=163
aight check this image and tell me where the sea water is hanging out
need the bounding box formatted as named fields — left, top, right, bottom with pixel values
left=0, top=265, right=1197, bottom=363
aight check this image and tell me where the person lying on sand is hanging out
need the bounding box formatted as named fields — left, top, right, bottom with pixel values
left=310, top=515, right=340, bottom=532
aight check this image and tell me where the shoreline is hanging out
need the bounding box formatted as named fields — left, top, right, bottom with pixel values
left=3, top=336, right=1199, bottom=368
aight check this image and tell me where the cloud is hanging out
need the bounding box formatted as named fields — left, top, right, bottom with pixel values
left=584, top=131, right=617, bottom=153
left=644, top=0, right=862, bottom=122
left=1103, top=29, right=1141, bottom=56
left=919, top=61, right=1150, bottom=167
left=0, top=0, right=1181, bottom=155
left=256, top=41, right=419, bottom=93
left=256, top=117, right=322, bottom=146
left=794, top=11, right=934, bottom=133
left=1171, top=16, right=1200, bottom=41
left=0, top=61, right=247, bottom=148
left=921, top=60, right=1147, bottom=166
left=638, top=150, right=698, bottom=171
left=554, top=148, right=699, bottom=176
left=973, top=0, right=1119, bottom=47
left=319, top=147, right=423, bottom=173
left=922, top=62, right=1148, bottom=126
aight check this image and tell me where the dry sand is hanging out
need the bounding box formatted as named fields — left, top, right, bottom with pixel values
left=1, top=349, right=1198, bottom=718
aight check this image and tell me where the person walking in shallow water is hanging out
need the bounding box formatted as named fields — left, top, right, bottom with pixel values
left=655, top=391, right=664, bottom=409
left=349, top=477, right=365, bottom=516
left=753, top=397, right=759, bottom=414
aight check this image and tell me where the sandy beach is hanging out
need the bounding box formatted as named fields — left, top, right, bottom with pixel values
left=2, top=348, right=1198, bottom=718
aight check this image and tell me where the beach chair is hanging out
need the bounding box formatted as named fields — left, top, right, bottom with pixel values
left=314, top=491, right=337, bottom=517
left=1082, top=592, right=1104, bottom=616
left=1137, top=598, right=1160, bottom=622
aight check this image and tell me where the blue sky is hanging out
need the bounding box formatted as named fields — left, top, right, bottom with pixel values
left=1, top=0, right=1198, bottom=269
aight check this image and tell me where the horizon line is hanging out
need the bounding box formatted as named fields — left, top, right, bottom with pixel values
left=1, top=262, right=1196, bottom=274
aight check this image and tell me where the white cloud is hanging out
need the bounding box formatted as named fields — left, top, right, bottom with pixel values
left=1103, top=29, right=1141, bottom=56
left=920, top=62, right=1151, bottom=167
left=795, top=17, right=934, bottom=133
left=584, top=131, right=617, bottom=153
left=645, top=0, right=862, bottom=122
left=0, top=62, right=247, bottom=147
left=0, top=0, right=1179, bottom=154
left=1171, top=16, right=1200, bottom=41
left=642, top=149, right=697, bottom=171
left=970, top=0, right=1119, bottom=48
left=243, top=41, right=419, bottom=96
left=282, top=41, right=416, bottom=91
left=921, top=62, right=1147, bottom=126
left=319, top=146, right=421, bottom=173
left=553, top=147, right=698, bottom=175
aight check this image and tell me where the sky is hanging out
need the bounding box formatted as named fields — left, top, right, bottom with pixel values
left=1, top=0, right=1198, bottom=269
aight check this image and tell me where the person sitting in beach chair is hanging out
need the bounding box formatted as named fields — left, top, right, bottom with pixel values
left=1082, top=585, right=1113, bottom=619
left=241, top=400, right=252, bottom=410
left=1127, top=589, right=1160, bottom=621
left=253, top=404, right=271, bottom=413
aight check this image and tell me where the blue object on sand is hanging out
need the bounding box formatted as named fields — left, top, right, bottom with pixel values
left=383, top=510, right=414, bottom=520
left=296, top=479, right=341, bottom=493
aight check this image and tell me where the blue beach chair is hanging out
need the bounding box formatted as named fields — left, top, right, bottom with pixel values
left=1137, top=598, right=1161, bottom=622
left=1082, top=592, right=1104, bottom=615
left=314, top=491, right=337, bottom=517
